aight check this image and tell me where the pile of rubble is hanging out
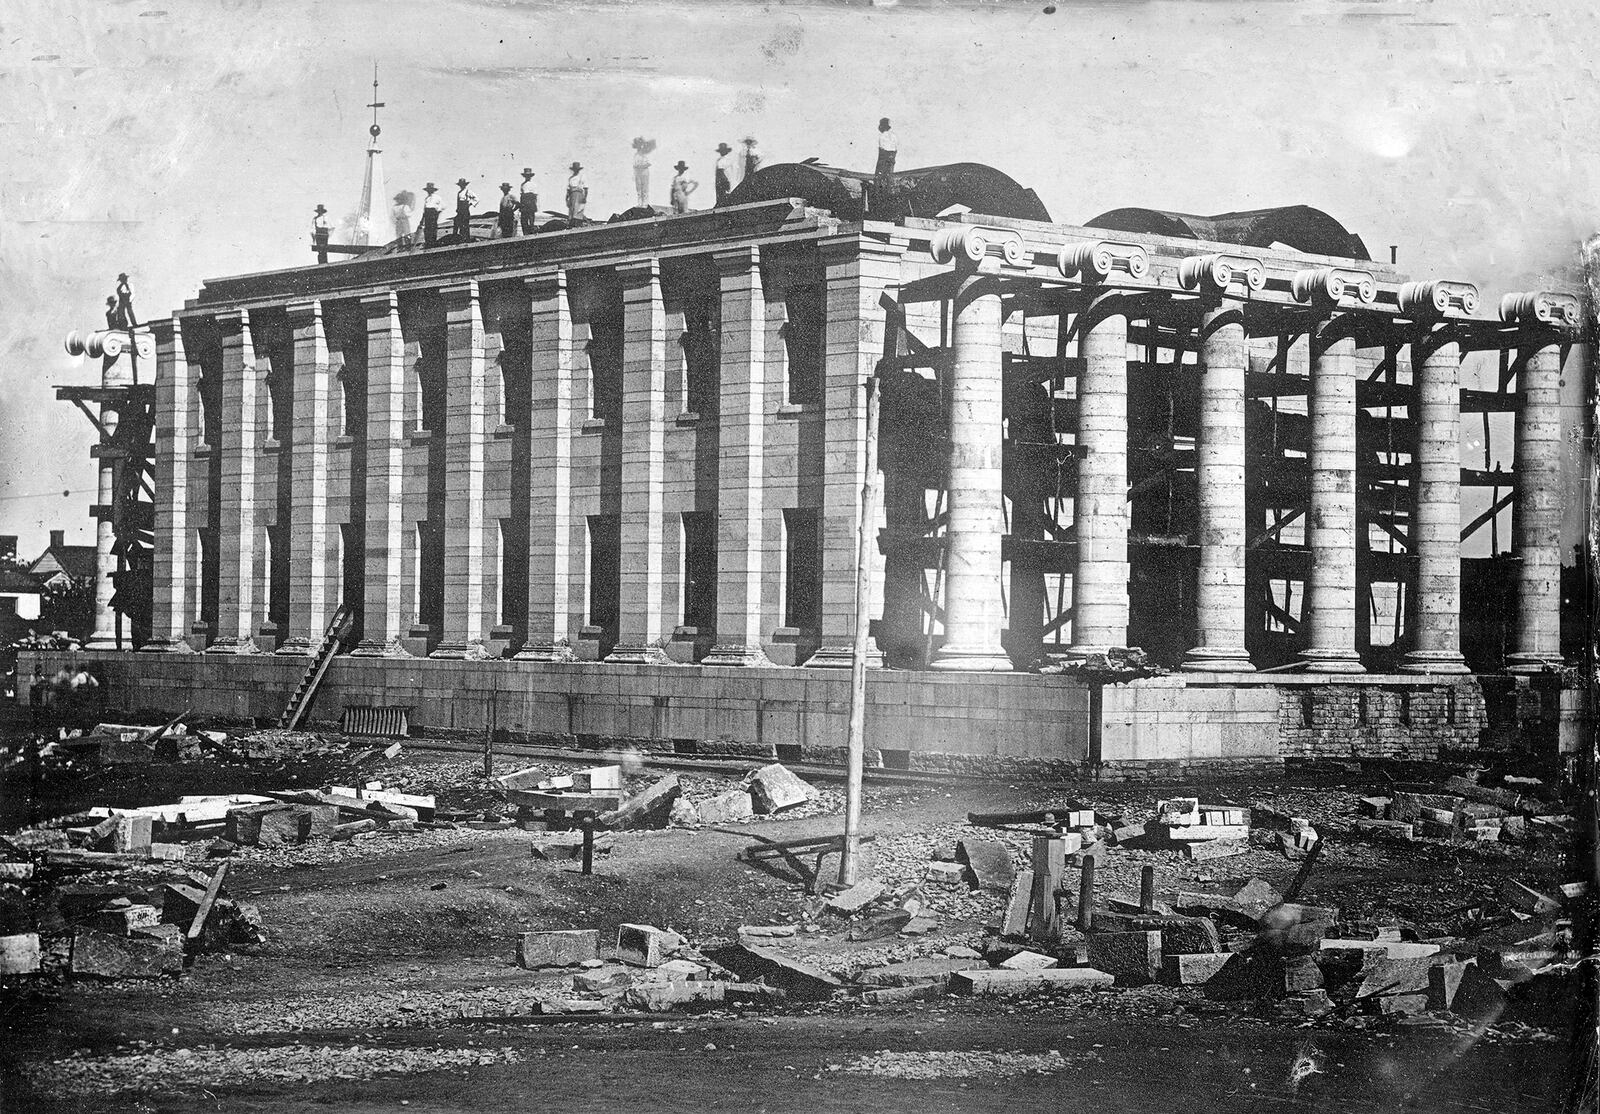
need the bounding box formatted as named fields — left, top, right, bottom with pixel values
left=16, top=719, right=373, bottom=769
left=1351, top=774, right=1570, bottom=844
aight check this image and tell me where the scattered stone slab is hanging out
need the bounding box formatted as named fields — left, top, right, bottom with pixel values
left=950, top=968, right=1114, bottom=996
left=656, top=959, right=710, bottom=982
left=956, top=838, right=1015, bottom=895
left=0, top=933, right=42, bottom=975
left=1184, top=838, right=1247, bottom=861
left=1499, top=879, right=1560, bottom=915
left=926, top=861, right=966, bottom=887
left=599, top=775, right=682, bottom=831
left=1085, top=930, right=1162, bottom=985
left=668, top=798, right=702, bottom=827
left=624, top=981, right=726, bottom=1011
left=518, top=930, right=599, bottom=969
left=1150, top=916, right=1220, bottom=956
left=999, top=950, right=1058, bottom=971
left=705, top=943, right=843, bottom=1000
left=573, top=968, right=633, bottom=992
left=826, top=880, right=886, bottom=914
left=1283, top=954, right=1324, bottom=992
left=616, top=924, right=682, bottom=968
left=745, top=763, right=817, bottom=814
left=1449, top=962, right=1508, bottom=1021
left=1286, top=989, right=1334, bottom=1016
left=849, top=910, right=912, bottom=941
left=1156, top=798, right=1200, bottom=826
left=737, top=924, right=797, bottom=939
left=1355, top=956, right=1437, bottom=999
left=70, top=928, right=184, bottom=979
left=860, top=983, right=938, bottom=1005
left=1001, top=869, right=1034, bottom=937
left=1162, top=952, right=1231, bottom=986
left=697, top=790, right=754, bottom=825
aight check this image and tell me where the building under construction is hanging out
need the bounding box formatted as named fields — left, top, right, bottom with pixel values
left=28, top=161, right=1592, bottom=776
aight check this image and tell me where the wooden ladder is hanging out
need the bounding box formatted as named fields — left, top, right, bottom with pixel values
left=279, top=604, right=352, bottom=730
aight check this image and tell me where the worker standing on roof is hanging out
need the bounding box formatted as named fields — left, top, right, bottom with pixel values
left=392, top=191, right=415, bottom=244
left=421, top=183, right=442, bottom=246
left=312, top=204, right=331, bottom=263
left=632, top=137, right=656, bottom=208
left=714, top=142, right=736, bottom=204
left=497, top=183, right=519, bottom=237
left=114, top=273, right=137, bottom=329
left=454, top=178, right=477, bottom=241
left=876, top=117, right=897, bottom=188
left=670, top=161, right=698, bottom=214
left=567, top=162, right=588, bottom=221
left=742, top=136, right=762, bottom=181
left=519, top=169, right=539, bottom=234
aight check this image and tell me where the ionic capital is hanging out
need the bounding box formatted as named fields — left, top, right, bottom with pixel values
left=1291, top=266, right=1377, bottom=307
left=1177, top=253, right=1266, bottom=296
left=64, top=329, right=155, bottom=361
left=1398, top=280, right=1479, bottom=320
left=930, top=225, right=1029, bottom=270
left=1499, top=289, right=1582, bottom=330
left=1057, top=240, right=1149, bottom=282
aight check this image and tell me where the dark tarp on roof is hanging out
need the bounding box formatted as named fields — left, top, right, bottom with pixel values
left=722, top=162, right=1051, bottom=224
left=1084, top=205, right=1370, bottom=261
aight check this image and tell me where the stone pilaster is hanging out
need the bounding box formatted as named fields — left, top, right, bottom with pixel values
left=516, top=269, right=576, bottom=661
left=930, top=263, right=1010, bottom=672
left=1300, top=320, right=1364, bottom=672
left=704, top=246, right=770, bottom=666
left=1183, top=301, right=1254, bottom=671
left=279, top=301, right=332, bottom=654
left=207, top=309, right=261, bottom=653
left=432, top=281, right=490, bottom=659
left=1402, top=327, right=1470, bottom=673
left=1069, top=294, right=1130, bottom=656
left=608, top=258, right=670, bottom=664
left=1507, top=332, right=1565, bottom=672
left=353, top=292, right=409, bottom=656
left=804, top=233, right=904, bottom=667
left=143, top=318, right=192, bottom=650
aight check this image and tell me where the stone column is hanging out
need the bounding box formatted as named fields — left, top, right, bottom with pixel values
left=608, top=258, right=670, bottom=664
left=1069, top=294, right=1130, bottom=656
left=930, top=263, right=1010, bottom=672
left=144, top=318, right=192, bottom=650
left=353, top=292, right=408, bottom=655
left=1299, top=320, right=1364, bottom=672
left=207, top=309, right=261, bottom=653
left=1183, top=301, right=1254, bottom=671
left=1507, top=332, right=1565, bottom=672
left=805, top=233, right=905, bottom=667
left=279, top=301, right=332, bottom=654
left=432, top=280, right=489, bottom=658
left=1402, top=327, right=1470, bottom=673
left=704, top=245, right=770, bottom=666
left=516, top=269, right=575, bottom=660
left=82, top=331, right=148, bottom=650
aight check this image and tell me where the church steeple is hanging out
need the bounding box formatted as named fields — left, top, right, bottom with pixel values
left=354, top=64, right=393, bottom=247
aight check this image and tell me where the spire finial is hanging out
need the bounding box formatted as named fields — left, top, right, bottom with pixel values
left=367, top=62, right=384, bottom=144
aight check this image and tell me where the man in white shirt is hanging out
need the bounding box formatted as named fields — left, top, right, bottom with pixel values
left=519, top=169, right=539, bottom=234
left=421, top=183, right=442, bottom=246
left=566, top=162, right=588, bottom=221
left=670, top=160, right=698, bottom=214
left=874, top=117, right=898, bottom=215
left=714, top=142, right=735, bottom=204
left=454, top=178, right=477, bottom=241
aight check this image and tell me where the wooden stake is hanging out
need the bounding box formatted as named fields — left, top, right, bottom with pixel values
left=1139, top=864, right=1155, bottom=914
left=187, top=862, right=229, bottom=942
left=839, top=374, right=883, bottom=888
left=1076, top=857, right=1097, bottom=932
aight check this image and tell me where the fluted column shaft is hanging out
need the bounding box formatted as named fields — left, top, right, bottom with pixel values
left=354, top=292, right=408, bottom=655
left=1507, top=335, right=1565, bottom=672
left=930, top=266, right=1010, bottom=671
left=1183, top=301, right=1253, bottom=671
left=1300, top=324, right=1364, bottom=672
left=432, top=281, right=489, bottom=658
left=1069, top=296, right=1130, bottom=655
left=209, top=309, right=261, bottom=652
left=1402, top=329, right=1469, bottom=673
left=281, top=301, right=332, bottom=653
left=516, top=269, right=575, bottom=660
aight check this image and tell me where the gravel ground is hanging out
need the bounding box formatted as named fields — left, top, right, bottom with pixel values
left=832, top=1048, right=1093, bottom=1079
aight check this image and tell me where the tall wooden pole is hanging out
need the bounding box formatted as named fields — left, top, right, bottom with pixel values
left=838, top=374, right=882, bottom=887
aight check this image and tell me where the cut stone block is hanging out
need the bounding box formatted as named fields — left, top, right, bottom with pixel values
left=1283, top=954, right=1324, bottom=992
left=1185, top=839, right=1248, bottom=862
left=71, top=928, right=184, bottom=979
left=616, top=924, right=681, bottom=968
left=1285, top=989, right=1333, bottom=1016
left=950, top=968, right=1114, bottom=996
left=857, top=957, right=983, bottom=990
left=1499, top=879, right=1560, bottom=916
left=1153, top=916, right=1221, bottom=956
left=572, top=765, right=623, bottom=793
left=1448, top=962, right=1507, bottom=1021
left=1377, top=993, right=1430, bottom=1016
left=825, top=880, right=885, bottom=914
left=745, top=763, right=817, bottom=814
left=0, top=933, right=42, bottom=975
left=1162, top=951, right=1232, bottom=986
left=599, top=775, right=682, bottom=831
left=623, top=980, right=725, bottom=1011
left=1000, top=950, right=1058, bottom=971
left=1428, top=961, right=1469, bottom=1011
left=668, top=798, right=701, bottom=827
left=925, top=861, right=966, bottom=887
left=1156, top=797, right=1200, bottom=826
left=696, top=790, right=754, bottom=825
left=957, top=838, right=1015, bottom=895
left=1161, top=824, right=1251, bottom=842
left=518, top=929, right=599, bottom=969
left=108, top=816, right=154, bottom=854
left=86, top=903, right=161, bottom=936
left=860, top=983, right=938, bottom=1005
left=573, top=968, right=634, bottom=993
left=655, top=959, right=709, bottom=982
left=705, top=943, right=843, bottom=1000
left=1001, top=869, right=1034, bottom=937
left=1085, top=930, right=1162, bottom=984
left=1356, top=956, right=1436, bottom=999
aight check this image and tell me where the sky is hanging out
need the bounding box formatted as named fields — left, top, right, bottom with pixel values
left=0, top=0, right=1594, bottom=558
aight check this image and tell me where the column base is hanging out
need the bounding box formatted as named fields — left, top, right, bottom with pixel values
left=1399, top=649, right=1471, bottom=675
left=275, top=637, right=315, bottom=656
left=513, top=640, right=575, bottom=662
left=137, top=637, right=194, bottom=653
left=430, top=640, right=490, bottom=660
left=1504, top=652, right=1562, bottom=675
left=351, top=637, right=413, bottom=658
left=929, top=642, right=1012, bottom=672
left=802, top=644, right=884, bottom=669
left=1298, top=648, right=1365, bottom=674
left=1180, top=646, right=1256, bottom=673
left=204, top=636, right=261, bottom=655
left=83, top=630, right=127, bottom=652
left=702, top=643, right=775, bottom=667
left=605, top=642, right=669, bottom=665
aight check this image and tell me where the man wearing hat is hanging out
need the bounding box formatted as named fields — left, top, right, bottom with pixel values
left=454, top=177, right=477, bottom=241
left=497, top=182, right=519, bottom=238
left=714, top=142, right=736, bottom=204
left=114, top=272, right=137, bottom=330
left=875, top=117, right=898, bottom=190
left=312, top=204, right=331, bottom=263
left=670, top=161, right=698, bottom=215
left=519, top=168, right=539, bottom=235
left=742, top=136, right=762, bottom=180
left=566, top=162, right=587, bottom=221
left=421, top=183, right=442, bottom=247
left=631, top=137, right=656, bottom=208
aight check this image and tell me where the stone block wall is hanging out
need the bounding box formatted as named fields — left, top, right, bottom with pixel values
left=1273, top=678, right=1487, bottom=760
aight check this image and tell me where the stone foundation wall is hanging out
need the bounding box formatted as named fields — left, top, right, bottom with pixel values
left=1273, top=679, right=1487, bottom=761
